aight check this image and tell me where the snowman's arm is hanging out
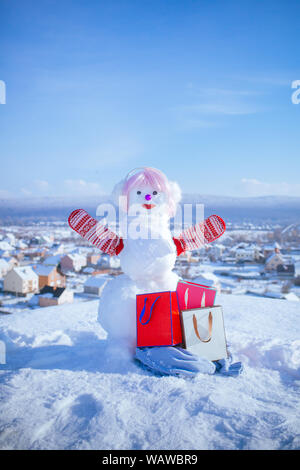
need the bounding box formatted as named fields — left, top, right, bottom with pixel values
left=68, top=209, right=124, bottom=256
left=173, top=214, right=226, bottom=255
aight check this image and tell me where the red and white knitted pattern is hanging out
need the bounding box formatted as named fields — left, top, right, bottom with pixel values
left=68, top=209, right=225, bottom=256
left=177, top=215, right=226, bottom=252
left=68, top=209, right=122, bottom=256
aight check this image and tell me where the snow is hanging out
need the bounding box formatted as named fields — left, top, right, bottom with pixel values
left=0, top=259, right=10, bottom=271
left=84, top=276, right=110, bottom=288
left=34, top=264, right=55, bottom=276
left=0, top=241, right=13, bottom=251
left=0, top=293, right=299, bottom=450
left=12, top=266, right=38, bottom=281
left=192, top=272, right=221, bottom=289
left=43, top=255, right=62, bottom=266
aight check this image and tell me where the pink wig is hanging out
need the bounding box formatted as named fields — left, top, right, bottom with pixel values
left=120, top=167, right=181, bottom=216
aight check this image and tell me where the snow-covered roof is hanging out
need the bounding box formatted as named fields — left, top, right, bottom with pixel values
left=192, top=272, right=220, bottom=288
left=0, top=258, right=9, bottom=269
left=39, top=286, right=66, bottom=298
left=3, top=255, right=17, bottom=262
left=84, top=276, right=109, bottom=288
left=82, top=267, right=95, bottom=274
left=0, top=241, right=13, bottom=251
left=40, top=235, right=53, bottom=244
left=13, top=266, right=38, bottom=280
left=236, top=243, right=247, bottom=249
left=44, top=255, right=62, bottom=266
left=34, top=264, right=56, bottom=276
left=263, top=244, right=274, bottom=250
left=265, top=253, right=283, bottom=264
left=283, top=292, right=299, bottom=302
left=4, top=233, right=16, bottom=244
left=264, top=242, right=280, bottom=251
left=66, top=253, right=86, bottom=261
left=16, top=240, right=28, bottom=249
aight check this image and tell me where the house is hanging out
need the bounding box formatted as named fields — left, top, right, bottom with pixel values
left=235, top=245, right=252, bottom=263
left=29, top=236, right=43, bottom=246
left=264, top=252, right=285, bottom=272
left=263, top=242, right=281, bottom=259
left=0, top=258, right=10, bottom=278
left=207, top=243, right=225, bottom=261
left=24, top=247, right=48, bottom=260
left=60, top=253, right=87, bottom=272
left=39, top=235, right=54, bottom=245
left=3, top=233, right=16, bottom=246
left=83, top=276, right=110, bottom=296
left=234, top=243, right=263, bottom=263
left=3, top=255, right=19, bottom=268
left=253, top=248, right=265, bottom=263
left=3, top=266, right=38, bottom=295
left=34, top=264, right=66, bottom=289
left=51, top=243, right=66, bottom=255
left=96, top=254, right=120, bottom=270
left=0, top=241, right=14, bottom=252
left=15, top=239, right=28, bottom=250
left=276, top=264, right=295, bottom=279
left=0, top=249, right=11, bottom=258
left=87, top=253, right=101, bottom=265
left=10, top=250, right=24, bottom=261
left=38, top=286, right=73, bottom=307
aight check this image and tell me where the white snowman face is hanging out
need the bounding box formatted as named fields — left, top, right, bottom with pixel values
left=128, top=185, right=168, bottom=215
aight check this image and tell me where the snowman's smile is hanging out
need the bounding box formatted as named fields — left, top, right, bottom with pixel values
left=142, top=203, right=156, bottom=210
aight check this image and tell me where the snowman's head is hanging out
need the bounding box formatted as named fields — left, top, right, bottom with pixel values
left=114, top=167, right=181, bottom=218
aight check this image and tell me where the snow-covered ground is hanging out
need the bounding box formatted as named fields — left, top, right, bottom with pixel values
left=0, top=293, right=299, bottom=450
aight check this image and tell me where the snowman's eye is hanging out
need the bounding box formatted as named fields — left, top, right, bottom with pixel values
left=153, top=191, right=158, bottom=195
left=137, top=191, right=141, bottom=195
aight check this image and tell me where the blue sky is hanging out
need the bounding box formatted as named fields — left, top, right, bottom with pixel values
left=0, top=0, right=299, bottom=199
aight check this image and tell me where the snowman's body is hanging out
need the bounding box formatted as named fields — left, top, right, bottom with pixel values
left=98, top=211, right=179, bottom=352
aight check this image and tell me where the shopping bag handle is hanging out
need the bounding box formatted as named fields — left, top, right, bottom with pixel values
left=184, top=287, right=206, bottom=308
left=139, top=296, right=161, bottom=325
left=193, top=311, right=213, bottom=343
left=184, top=288, right=189, bottom=309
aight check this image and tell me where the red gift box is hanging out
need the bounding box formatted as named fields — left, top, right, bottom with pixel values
left=136, top=291, right=183, bottom=347
left=176, top=280, right=216, bottom=311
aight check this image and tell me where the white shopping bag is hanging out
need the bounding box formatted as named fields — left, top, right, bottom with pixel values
left=180, top=305, right=228, bottom=361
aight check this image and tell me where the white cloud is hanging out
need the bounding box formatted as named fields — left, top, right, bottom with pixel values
left=35, top=180, right=50, bottom=191
left=64, top=179, right=103, bottom=196
left=20, top=188, right=32, bottom=196
left=241, top=178, right=300, bottom=197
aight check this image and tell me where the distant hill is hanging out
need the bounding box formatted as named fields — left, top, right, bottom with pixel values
left=0, top=194, right=300, bottom=225
left=181, top=194, right=300, bottom=225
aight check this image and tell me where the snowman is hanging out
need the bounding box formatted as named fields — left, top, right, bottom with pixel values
left=68, top=167, right=242, bottom=377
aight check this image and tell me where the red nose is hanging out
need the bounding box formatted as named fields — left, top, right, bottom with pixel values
left=145, top=194, right=152, bottom=201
